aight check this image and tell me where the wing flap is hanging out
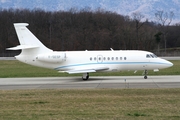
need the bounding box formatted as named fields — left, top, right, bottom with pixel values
left=67, top=69, right=96, bottom=74
left=65, top=67, right=109, bottom=74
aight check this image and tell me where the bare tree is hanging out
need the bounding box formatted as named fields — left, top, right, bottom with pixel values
left=155, top=11, right=174, bottom=54
left=132, top=12, right=145, bottom=49
left=1, top=8, right=180, bottom=56
left=154, top=31, right=162, bottom=54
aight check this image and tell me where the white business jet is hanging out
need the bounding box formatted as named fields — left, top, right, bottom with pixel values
left=7, top=23, right=173, bottom=80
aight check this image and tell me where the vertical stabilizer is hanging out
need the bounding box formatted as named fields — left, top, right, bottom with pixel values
left=7, top=23, right=52, bottom=54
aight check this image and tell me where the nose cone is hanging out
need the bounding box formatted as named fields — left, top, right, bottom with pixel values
left=163, top=59, right=173, bottom=68
left=168, top=61, right=173, bottom=67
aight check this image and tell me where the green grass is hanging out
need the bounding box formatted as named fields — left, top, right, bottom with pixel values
left=0, top=60, right=62, bottom=77
left=0, top=60, right=179, bottom=77
left=0, top=89, right=180, bottom=120
left=0, top=61, right=180, bottom=119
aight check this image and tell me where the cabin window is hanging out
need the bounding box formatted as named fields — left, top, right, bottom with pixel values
left=120, top=57, right=122, bottom=60
left=94, top=57, right=96, bottom=60
left=90, top=57, right=92, bottom=60
left=103, top=57, right=106, bottom=60
left=124, top=57, right=127, bottom=60
left=116, top=57, right=118, bottom=60
left=112, top=57, right=114, bottom=60
left=108, top=57, right=110, bottom=60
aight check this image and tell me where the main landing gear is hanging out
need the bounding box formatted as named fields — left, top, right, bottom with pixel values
left=82, top=73, right=89, bottom=80
left=143, top=70, right=148, bottom=79
left=82, top=71, right=149, bottom=80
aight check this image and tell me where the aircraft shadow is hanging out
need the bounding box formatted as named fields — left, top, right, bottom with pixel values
left=72, top=77, right=123, bottom=82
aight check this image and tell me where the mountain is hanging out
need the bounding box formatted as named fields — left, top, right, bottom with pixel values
left=0, top=0, right=180, bottom=24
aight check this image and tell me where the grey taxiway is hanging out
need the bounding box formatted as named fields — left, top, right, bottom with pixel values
left=0, top=76, right=180, bottom=90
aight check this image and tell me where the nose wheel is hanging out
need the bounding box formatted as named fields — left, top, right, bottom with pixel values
left=82, top=73, right=89, bottom=80
left=143, top=70, right=148, bottom=79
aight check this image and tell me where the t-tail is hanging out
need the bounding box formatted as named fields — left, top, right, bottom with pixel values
left=7, top=23, right=52, bottom=62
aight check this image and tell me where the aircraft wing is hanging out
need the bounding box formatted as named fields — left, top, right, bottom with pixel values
left=65, top=67, right=109, bottom=74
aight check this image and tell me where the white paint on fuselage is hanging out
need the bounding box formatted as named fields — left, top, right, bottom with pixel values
left=15, top=50, right=173, bottom=73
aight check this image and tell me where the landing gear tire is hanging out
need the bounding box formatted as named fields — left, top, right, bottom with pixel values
left=143, top=70, right=148, bottom=79
left=82, top=73, right=89, bottom=80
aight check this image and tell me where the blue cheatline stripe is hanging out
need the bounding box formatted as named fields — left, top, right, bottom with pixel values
left=54, top=62, right=170, bottom=70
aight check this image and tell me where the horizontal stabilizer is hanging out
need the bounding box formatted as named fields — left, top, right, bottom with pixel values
left=7, top=45, right=39, bottom=50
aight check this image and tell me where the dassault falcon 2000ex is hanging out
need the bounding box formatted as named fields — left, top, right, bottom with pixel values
left=7, top=23, right=173, bottom=80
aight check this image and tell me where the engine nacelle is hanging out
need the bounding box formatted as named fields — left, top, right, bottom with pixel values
left=36, top=52, right=66, bottom=63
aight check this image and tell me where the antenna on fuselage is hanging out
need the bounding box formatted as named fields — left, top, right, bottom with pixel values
left=110, top=48, right=114, bottom=51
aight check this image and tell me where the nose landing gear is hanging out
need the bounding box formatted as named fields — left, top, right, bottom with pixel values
left=143, top=70, right=148, bottom=79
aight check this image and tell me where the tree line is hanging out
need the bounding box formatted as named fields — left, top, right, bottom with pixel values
left=0, top=8, right=180, bottom=56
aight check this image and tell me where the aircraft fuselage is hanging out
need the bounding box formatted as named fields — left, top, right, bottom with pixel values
left=15, top=50, right=172, bottom=72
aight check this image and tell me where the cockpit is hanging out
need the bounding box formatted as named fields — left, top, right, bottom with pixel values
left=146, top=54, right=157, bottom=58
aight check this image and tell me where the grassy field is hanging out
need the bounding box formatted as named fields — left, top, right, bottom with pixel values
left=0, top=89, right=180, bottom=120
left=0, top=60, right=180, bottom=120
left=0, top=60, right=180, bottom=77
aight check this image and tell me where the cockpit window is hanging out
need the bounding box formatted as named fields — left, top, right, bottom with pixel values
left=153, top=54, right=157, bottom=58
left=147, top=54, right=158, bottom=58
left=146, top=54, right=151, bottom=58
left=150, top=54, right=154, bottom=58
